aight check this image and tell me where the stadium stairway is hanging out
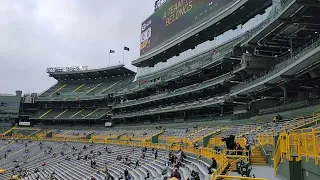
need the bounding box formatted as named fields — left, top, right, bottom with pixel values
left=2, top=126, right=16, bottom=136
left=84, top=109, right=100, bottom=118
left=250, top=148, right=267, bottom=166
left=72, top=83, right=85, bottom=93
left=39, top=109, right=52, bottom=119
left=69, top=109, right=85, bottom=119
left=49, top=84, right=67, bottom=96
left=100, top=80, right=121, bottom=94
left=54, top=109, right=69, bottom=119
left=84, top=82, right=104, bottom=95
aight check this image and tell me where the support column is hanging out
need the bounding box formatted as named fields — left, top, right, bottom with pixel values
left=289, top=156, right=303, bottom=180
left=280, top=85, right=287, bottom=105
left=184, top=112, right=188, bottom=121
left=220, top=106, right=224, bottom=116
left=290, top=37, right=293, bottom=58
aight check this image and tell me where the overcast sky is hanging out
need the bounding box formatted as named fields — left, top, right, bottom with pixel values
left=0, top=0, right=154, bottom=94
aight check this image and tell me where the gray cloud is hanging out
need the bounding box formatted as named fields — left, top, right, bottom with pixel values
left=0, top=0, right=154, bottom=94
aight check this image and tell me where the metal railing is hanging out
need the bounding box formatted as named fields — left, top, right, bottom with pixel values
left=113, top=95, right=227, bottom=118
left=207, top=137, right=247, bottom=148
left=1, top=133, right=230, bottom=180
left=273, top=109, right=320, bottom=176
left=215, top=175, right=267, bottom=180
left=116, top=73, right=233, bottom=108
left=118, top=46, right=236, bottom=95
left=231, top=31, right=320, bottom=94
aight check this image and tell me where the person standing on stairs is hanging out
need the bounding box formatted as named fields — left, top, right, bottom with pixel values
left=155, top=150, right=158, bottom=159
left=134, top=159, right=140, bottom=169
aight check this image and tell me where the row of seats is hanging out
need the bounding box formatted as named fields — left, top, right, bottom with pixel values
left=39, top=77, right=134, bottom=100
left=116, top=73, right=233, bottom=108
left=0, top=140, right=212, bottom=180
left=113, top=94, right=227, bottom=118
left=30, top=108, right=111, bottom=120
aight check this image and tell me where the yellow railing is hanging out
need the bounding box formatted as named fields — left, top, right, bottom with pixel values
left=257, top=136, right=270, bottom=157
left=119, top=136, right=149, bottom=142
left=273, top=138, right=281, bottom=177
left=159, top=136, right=193, bottom=146
left=257, top=134, right=275, bottom=147
left=1, top=134, right=230, bottom=180
left=273, top=128, right=320, bottom=176
left=212, top=158, right=230, bottom=180
left=313, top=109, right=320, bottom=121
left=287, top=129, right=320, bottom=164
left=208, top=137, right=247, bottom=148
left=215, top=175, right=267, bottom=180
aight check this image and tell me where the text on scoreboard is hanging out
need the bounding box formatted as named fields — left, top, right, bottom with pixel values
left=140, top=0, right=235, bottom=56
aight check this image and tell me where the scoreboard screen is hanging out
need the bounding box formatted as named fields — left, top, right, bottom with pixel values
left=140, top=0, right=235, bottom=56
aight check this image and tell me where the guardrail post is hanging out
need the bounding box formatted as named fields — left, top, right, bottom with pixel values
left=312, top=129, right=318, bottom=165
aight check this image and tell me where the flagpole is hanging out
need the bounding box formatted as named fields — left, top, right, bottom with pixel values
left=122, top=49, right=125, bottom=65
left=108, top=52, right=111, bottom=67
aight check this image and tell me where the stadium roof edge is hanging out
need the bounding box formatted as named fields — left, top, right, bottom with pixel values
left=132, top=0, right=272, bottom=67
left=47, top=65, right=136, bottom=80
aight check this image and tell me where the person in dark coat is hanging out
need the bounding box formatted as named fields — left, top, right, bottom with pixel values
left=171, top=168, right=181, bottom=179
left=208, top=157, right=217, bottom=174
left=222, top=135, right=236, bottom=150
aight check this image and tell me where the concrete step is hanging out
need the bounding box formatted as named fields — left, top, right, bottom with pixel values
left=251, top=162, right=268, bottom=166
left=251, top=157, right=265, bottom=160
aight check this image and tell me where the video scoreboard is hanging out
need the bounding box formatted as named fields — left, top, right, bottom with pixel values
left=140, top=0, right=235, bottom=56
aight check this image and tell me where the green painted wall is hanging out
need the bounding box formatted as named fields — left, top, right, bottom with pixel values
left=300, top=157, right=320, bottom=180
left=302, top=169, right=319, bottom=180
left=277, top=158, right=290, bottom=180
left=277, top=156, right=320, bottom=180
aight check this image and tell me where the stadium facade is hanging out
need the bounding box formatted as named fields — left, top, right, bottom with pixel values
left=11, top=0, right=320, bottom=127
left=1, top=0, right=320, bottom=180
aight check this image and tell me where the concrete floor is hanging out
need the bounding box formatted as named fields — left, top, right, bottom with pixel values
left=228, top=165, right=284, bottom=180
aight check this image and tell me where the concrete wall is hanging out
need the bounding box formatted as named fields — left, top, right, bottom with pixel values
left=277, top=157, right=320, bottom=180
left=249, top=104, right=320, bottom=122
left=301, top=157, right=320, bottom=180
left=277, top=158, right=290, bottom=180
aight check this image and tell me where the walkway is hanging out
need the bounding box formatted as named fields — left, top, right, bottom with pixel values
left=229, top=165, right=284, bottom=180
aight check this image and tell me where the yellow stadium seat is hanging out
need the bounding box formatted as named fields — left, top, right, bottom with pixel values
left=0, top=169, right=5, bottom=174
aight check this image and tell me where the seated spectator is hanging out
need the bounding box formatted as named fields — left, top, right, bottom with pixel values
left=190, top=170, right=200, bottom=180
left=208, top=158, right=217, bottom=174
left=116, top=155, right=122, bottom=161
left=235, top=143, right=244, bottom=155
left=144, top=170, right=150, bottom=180
left=171, top=168, right=181, bottom=180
